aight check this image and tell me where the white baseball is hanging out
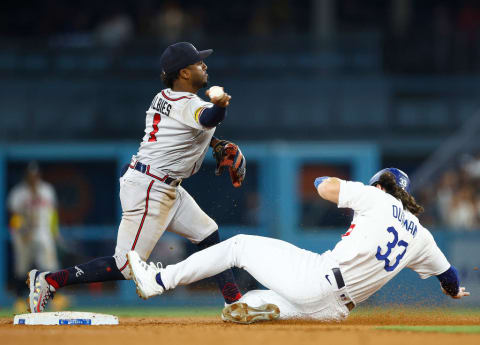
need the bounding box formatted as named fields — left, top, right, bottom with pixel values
left=208, top=86, right=224, bottom=100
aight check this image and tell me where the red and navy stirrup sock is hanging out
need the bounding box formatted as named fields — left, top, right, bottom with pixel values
left=45, top=256, right=125, bottom=289
left=196, top=231, right=242, bottom=304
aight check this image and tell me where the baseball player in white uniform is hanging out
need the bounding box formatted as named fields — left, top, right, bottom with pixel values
left=8, top=162, right=59, bottom=309
left=127, top=168, right=470, bottom=324
left=27, top=42, right=246, bottom=313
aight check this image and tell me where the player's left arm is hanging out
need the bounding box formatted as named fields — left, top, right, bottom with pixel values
left=408, top=229, right=470, bottom=299
left=315, top=177, right=341, bottom=204
left=437, top=266, right=470, bottom=299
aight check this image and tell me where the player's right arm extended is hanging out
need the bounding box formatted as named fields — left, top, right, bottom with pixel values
left=436, top=266, right=470, bottom=299
left=198, top=105, right=226, bottom=127
left=315, top=177, right=341, bottom=204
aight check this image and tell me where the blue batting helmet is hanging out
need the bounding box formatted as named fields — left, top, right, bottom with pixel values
left=368, top=167, right=411, bottom=194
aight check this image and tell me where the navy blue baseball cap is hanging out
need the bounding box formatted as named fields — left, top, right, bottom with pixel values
left=369, top=167, right=411, bottom=194
left=160, top=42, right=213, bottom=74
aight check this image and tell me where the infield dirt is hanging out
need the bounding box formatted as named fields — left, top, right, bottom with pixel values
left=1, top=310, right=479, bottom=345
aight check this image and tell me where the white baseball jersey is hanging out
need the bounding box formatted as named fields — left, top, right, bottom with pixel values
left=156, top=180, right=453, bottom=321
left=332, top=180, right=450, bottom=303
left=134, top=88, right=216, bottom=179
left=7, top=181, right=57, bottom=242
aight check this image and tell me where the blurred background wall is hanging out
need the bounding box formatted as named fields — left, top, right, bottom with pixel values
left=1, top=0, right=479, bottom=310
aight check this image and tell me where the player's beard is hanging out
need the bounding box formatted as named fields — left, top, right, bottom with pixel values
left=192, top=77, right=207, bottom=90
left=191, top=71, right=208, bottom=89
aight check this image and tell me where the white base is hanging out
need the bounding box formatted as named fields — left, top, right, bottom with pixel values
left=14, top=311, right=118, bottom=325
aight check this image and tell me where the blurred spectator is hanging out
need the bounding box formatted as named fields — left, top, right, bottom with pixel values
left=447, top=186, right=477, bottom=230
left=6, top=162, right=67, bottom=312
left=464, top=152, right=480, bottom=178
left=95, top=9, right=134, bottom=47
left=420, top=152, right=480, bottom=231
left=150, top=1, right=188, bottom=42
left=436, top=170, right=457, bottom=225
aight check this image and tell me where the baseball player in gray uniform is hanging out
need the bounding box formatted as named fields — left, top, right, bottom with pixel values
left=127, top=168, right=469, bottom=324
left=7, top=163, right=59, bottom=312
left=27, top=42, right=246, bottom=313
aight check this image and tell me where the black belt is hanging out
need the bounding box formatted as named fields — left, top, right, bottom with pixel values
left=332, top=267, right=355, bottom=311
left=129, top=161, right=181, bottom=187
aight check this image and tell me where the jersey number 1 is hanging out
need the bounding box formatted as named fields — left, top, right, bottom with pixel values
left=376, top=226, right=409, bottom=272
left=148, top=113, right=161, bottom=142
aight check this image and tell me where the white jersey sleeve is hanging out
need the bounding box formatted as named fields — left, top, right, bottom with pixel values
left=337, top=180, right=381, bottom=214
left=407, top=228, right=450, bottom=279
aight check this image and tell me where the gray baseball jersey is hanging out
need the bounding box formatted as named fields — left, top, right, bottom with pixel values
left=135, top=88, right=215, bottom=179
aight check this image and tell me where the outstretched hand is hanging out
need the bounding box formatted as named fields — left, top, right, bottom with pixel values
left=441, top=285, right=470, bottom=299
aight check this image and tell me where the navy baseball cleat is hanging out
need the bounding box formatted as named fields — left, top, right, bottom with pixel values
left=127, top=251, right=164, bottom=299
left=221, top=303, right=280, bottom=324
left=26, top=269, right=56, bottom=313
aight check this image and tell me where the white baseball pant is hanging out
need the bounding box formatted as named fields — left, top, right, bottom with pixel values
left=12, top=231, right=59, bottom=277
left=160, top=234, right=352, bottom=321
left=114, top=168, right=218, bottom=279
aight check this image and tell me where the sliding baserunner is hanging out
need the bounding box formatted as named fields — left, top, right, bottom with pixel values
left=128, top=168, right=469, bottom=323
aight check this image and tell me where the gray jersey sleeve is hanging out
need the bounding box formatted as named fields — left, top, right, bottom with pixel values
left=182, top=96, right=214, bottom=130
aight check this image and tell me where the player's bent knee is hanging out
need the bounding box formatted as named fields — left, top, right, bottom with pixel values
left=230, top=234, right=250, bottom=244
left=228, top=234, right=250, bottom=261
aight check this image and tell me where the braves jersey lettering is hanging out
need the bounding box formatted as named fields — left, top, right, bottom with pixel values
left=135, top=88, right=215, bottom=179
left=151, top=95, right=172, bottom=116
left=392, top=205, right=418, bottom=237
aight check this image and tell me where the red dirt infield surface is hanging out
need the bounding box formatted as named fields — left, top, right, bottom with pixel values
left=1, top=310, right=479, bottom=345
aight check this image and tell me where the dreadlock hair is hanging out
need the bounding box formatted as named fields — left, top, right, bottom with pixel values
left=374, top=172, right=424, bottom=216
left=161, top=69, right=180, bottom=88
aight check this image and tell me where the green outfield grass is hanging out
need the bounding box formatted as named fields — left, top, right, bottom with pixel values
left=0, top=306, right=222, bottom=318
left=76, top=306, right=223, bottom=317
left=378, top=325, right=480, bottom=333
left=351, top=307, right=480, bottom=317
left=2, top=306, right=480, bottom=320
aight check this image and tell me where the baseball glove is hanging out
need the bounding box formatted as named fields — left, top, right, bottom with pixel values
left=211, top=138, right=246, bottom=188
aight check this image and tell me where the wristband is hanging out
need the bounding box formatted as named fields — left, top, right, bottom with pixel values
left=314, top=176, right=329, bottom=189
left=436, top=265, right=460, bottom=297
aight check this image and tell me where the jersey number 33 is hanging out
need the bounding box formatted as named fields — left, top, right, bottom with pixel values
left=375, top=226, right=409, bottom=272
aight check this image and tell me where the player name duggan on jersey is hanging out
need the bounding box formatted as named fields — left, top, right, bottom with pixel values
left=392, top=205, right=418, bottom=237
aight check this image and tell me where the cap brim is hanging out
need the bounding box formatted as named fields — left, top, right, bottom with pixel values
left=198, top=49, right=213, bottom=60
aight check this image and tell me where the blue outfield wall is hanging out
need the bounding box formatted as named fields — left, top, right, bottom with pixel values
left=0, top=142, right=478, bottom=308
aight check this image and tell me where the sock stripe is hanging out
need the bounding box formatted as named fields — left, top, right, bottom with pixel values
left=46, top=270, right=69, bottom=289
left=222, top=282, right=242, bottom=303
left=120, top=180, right=155, bottom=271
